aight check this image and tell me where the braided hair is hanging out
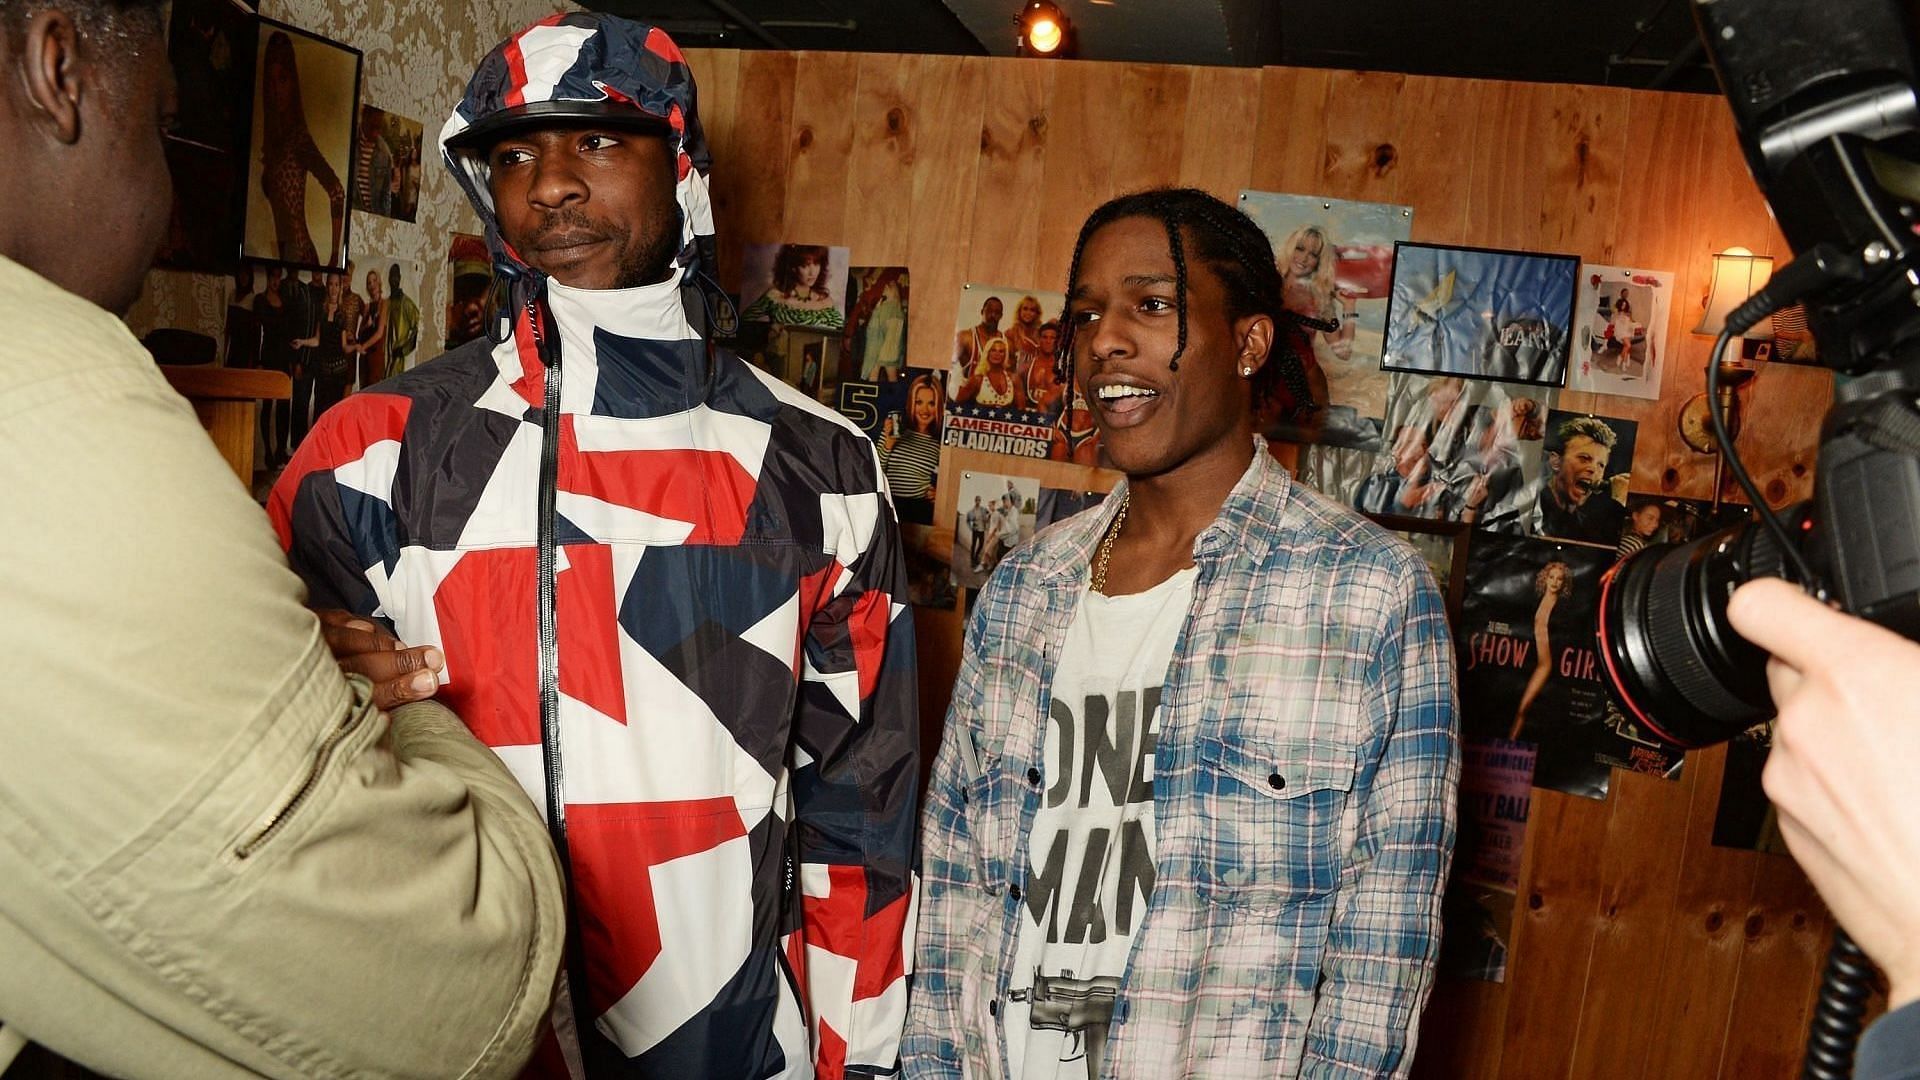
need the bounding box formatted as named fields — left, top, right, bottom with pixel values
left=1056, top=187, right=1315, bottom=414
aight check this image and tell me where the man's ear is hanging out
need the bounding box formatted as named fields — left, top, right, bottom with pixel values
left=20, top=8, right=84, bottom=144
left=1235, top=313, right=1275, bottom=374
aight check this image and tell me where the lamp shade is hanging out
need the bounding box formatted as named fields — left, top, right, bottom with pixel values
left=1694, top=247, right=1775, bottom=338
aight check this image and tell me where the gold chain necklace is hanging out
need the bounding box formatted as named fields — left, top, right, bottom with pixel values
left=1090, top=490, right=1131, bottom=594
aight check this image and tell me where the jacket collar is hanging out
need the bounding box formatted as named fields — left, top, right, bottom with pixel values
left=1039, top=435, right=1291, bottom=584
left=492, top=273, right=704, bottom=413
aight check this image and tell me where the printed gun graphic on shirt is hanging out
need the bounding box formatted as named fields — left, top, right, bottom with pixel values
left=1014, top=971, right=1120, bottom=1030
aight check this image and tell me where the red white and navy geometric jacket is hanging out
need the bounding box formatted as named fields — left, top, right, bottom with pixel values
left=268, top=14, right=918, bottom=1079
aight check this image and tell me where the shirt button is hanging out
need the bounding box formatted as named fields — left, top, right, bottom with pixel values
left=960, top=786, right=969, bottom=804
left=1268, top=772, right=1287, bottom=790
left=1026, top=767, right=1042, bottom=787
left=989, top=999, right=999, bottom=1017
left=1010, top=883, right=1023, bottom=901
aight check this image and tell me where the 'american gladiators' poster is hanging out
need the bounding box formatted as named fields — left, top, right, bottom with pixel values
left=946, top=284, right=1094, bottom=462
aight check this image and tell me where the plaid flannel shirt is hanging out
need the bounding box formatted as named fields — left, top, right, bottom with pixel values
left=903, top=440, right=1459, bottom=1079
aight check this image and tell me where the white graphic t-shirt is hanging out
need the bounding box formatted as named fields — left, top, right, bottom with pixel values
left=1007, top=567, right=1196, bottom=1080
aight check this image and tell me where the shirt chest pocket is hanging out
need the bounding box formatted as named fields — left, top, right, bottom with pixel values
left=1194, top=735, right=1358, bottom=913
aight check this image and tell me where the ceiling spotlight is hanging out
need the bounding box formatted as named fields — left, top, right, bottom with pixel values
left=1018, top=0, right=1075, bottom=58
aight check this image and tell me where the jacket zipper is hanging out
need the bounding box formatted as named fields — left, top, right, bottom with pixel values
left=529, top=288, right=599, bottom=1046
left=235, top=705, right=366, bottom=859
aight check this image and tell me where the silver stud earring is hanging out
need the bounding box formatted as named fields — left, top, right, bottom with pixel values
left=1240, top=366, right=1253, bottom=377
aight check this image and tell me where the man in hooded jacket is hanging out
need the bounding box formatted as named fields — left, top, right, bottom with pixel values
left=269, top=14, right=919, bottom=1079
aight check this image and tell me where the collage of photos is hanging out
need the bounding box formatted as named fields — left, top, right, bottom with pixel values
left=1567, top=266, right=1673, bottom=400
left=1383, top=242, right=1580, bottom=387
left=1239, top=191, right=1411, bottom=451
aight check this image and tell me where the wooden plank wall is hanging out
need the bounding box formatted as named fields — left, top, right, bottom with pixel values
left=684, top=48, right=1840, bottom=1078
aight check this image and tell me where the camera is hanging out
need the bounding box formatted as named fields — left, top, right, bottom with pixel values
left=1598, top=0, right=1920, bottom=750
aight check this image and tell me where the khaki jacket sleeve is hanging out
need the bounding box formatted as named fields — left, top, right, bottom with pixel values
left=0, top=354, right=564, bottom=1079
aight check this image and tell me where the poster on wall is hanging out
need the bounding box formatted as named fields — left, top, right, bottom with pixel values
left=946, top=284, right=1070, bottom=460
left=1238, top=190, right=1411, bottom=451
left=1439, top=736, right=1536, bottom=983
left=1568, top=265, right=1673, bottom=400
left=444, top=233, right=493, bottom=353
left=1298, top=373, right=1554, bottom=530
left=1618, top=494, right=1753, bottom=558
left=1457, top=533, right=1683, bottom=799
left=1531, top=409, right=1639, bottom=546
left=1383, top=242, right=1580, bottom=387
left=740, top=243, right=851, bottom=331
left=853, top=369, right=944, bottom=526
left=351, top=104, right=425, bottom=222
left=350, top=253, right=427, bottom=382
left=242, top=19, right=361, bottom=271
left=844, top=266, right=910, bottom=384
left=950, top=469, right=1040, bottom=590
left=155, top=0, right=259, bottom=272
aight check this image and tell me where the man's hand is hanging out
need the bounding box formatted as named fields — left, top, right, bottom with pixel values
left=1727, top=578, right=1920, bottom=1009
left=315, top=609, right=443, bottom=711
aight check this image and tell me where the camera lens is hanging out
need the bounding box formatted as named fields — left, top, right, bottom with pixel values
left=1598, top=511, right=1802, bottom=747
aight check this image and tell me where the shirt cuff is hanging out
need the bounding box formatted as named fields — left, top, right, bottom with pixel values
left=1858, top=999, right=1920, bottom=1079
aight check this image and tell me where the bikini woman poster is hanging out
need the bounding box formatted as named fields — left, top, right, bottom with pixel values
left=241, top=19, right=359, bottom=271
left=1238, top=190, right=1411, bottom=452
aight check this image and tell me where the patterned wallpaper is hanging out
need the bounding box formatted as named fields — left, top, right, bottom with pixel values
left=126, top=0, right=573, bottom=346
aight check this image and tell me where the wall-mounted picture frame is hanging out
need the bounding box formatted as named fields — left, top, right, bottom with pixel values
left=1363, top=513, right=1470, bottom=625
left=154, top=0, right=259, bottom=272
left=241, top=17, right=361, bottom=272
left=1382, top=241, right=1581, bottom=388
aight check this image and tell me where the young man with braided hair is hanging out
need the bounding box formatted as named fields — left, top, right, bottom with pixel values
left=905, top=188, right=1459, bottom=1079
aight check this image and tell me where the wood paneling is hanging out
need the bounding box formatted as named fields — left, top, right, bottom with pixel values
left=681, top=48, right=1835, bottom=1078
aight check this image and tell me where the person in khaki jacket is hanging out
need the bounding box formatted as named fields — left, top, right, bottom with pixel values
left=0, top=1, right=567, bottom=1076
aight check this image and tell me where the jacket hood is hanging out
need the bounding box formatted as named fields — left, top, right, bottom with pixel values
left=439, top=13, right=717, bottom=301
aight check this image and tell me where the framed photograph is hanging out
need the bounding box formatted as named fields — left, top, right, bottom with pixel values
left=1239, top=190, right=1413, bottom=451
left=154, top=0, right=258, bottom=272
left=1363, top=513, right=1470, bottom=624
left=1383, top=242, right=1581, bottom=388
left=242, top=18, right=361, bottom=271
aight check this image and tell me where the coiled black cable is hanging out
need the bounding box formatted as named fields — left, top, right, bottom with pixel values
left=1802, top=929, right=1877, bottom=1079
